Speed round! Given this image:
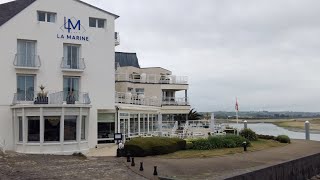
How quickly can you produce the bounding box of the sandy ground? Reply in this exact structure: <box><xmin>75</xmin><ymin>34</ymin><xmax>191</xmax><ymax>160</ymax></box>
<box><xmin>86</xmin><ymin>144</ymin><xmax>118</xmax><ymax>157</ymax></box>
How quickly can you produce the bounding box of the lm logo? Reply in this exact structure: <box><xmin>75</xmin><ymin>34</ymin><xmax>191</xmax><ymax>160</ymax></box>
<box><xmin>60</xmin><ymin>17</ymin><xmax>86</xmax><ymax>33</ymax></box>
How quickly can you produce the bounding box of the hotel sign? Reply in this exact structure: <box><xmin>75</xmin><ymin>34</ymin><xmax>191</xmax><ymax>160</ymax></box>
<box><xmin>57</xmin><ymin>17</ymin><xmax>89</xmax><ymax>41</ymax></box>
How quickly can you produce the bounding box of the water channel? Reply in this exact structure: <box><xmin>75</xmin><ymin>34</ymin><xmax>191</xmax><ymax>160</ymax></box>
<box><xmin>228</xmin><ymin>123</ymin><xmax>320</xmax><ymax>141</ymax></box>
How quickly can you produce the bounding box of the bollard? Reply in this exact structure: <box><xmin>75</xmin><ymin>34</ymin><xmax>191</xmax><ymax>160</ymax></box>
<box><xmin>127</xmin><ymin>154</ymin><xmax>131</xmax><ymax>162</ymax></box>
<box><xmin>305</xmin><ymin>121</ymin><xmax>310</xmax><ymax>140</ymax></box>
<box><xmin>139</xmin><ymin>162</ymin><xmax>144</xmax><ymax>171</ymax></box>
<box><xmin>153</xmin><ymin>166</ymin><xmax>158</xmax><ymax>176</ymax></box>
<box><xmin>131</xmin><ymin>157</ymin><xmax>135</xmax><ymax>166</ymax></box>
<box><xmin>244</xmin><ymin>120</ymin><xmax>247</xmax><ymax>129</ymax></box>
<box><xmin>242</xmin><ymin>141</ymin><xmax>247</xmax><ymax>151</ymax></box>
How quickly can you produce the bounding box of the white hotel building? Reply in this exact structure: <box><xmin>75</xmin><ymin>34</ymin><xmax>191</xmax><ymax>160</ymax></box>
<box><xmin>0</xmin><ymin>0</ymin><xmax>190</xmax><ymax>154</ymax></box>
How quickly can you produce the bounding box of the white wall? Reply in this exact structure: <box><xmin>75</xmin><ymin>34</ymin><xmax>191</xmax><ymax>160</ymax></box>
<box><xmin>0</xmin><ymin>0</ymin><xmax>116</xmax><ymax>149</ymax></box>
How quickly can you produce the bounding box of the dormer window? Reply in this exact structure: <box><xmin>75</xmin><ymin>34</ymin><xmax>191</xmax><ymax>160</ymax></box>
<box><xmin>38</xmin><ymin>11</ymin><xmax>56</xmax><ymax>23</ymax></box>
<box><xmin>89</xmin><ymin>17</ymin><xmax>106</xmax><ymax>28</ymax></box>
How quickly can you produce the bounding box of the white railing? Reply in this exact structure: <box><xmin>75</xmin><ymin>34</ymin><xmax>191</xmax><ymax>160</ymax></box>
<box><xmin>188</xmin><ymin>120</ymin><xmax>210</xmax><ymax>129</ymax></box>
<box><xmin>162</xmin><ymin>97</ymin><xmax>189</xmax><ymax>106</ymax></box>
<box><xmin>115</xmin><ymin>73</ymin><xmax>188</xmax><ymax>84</ymax></box>
<box><xmin>172</xmin><ymin>121</ymin><xmax>178</xmax><ymax>134</ymax></box>
<box><xmin>61</xmin><ymin>57</ymin><xmax>86</xmax><ymax>71</ymax></box>
<box><xmin>115</xmin><ymin>32</ymin><xmax>120</xmax><ymax>46</ymax></box>
<box><xmin>13</xmin><ymin>54</ymin><xmax>41</xmax><ymax>68</ymax></box>
<box><xmin>12</xmin><ymin>91</ymin><xmax>91</xmax><ymax>105</ymax></box>
<box><xmin>115</xmin><ymin>92</ymin><xmax>161</xmax><ymax>107</ymax></box>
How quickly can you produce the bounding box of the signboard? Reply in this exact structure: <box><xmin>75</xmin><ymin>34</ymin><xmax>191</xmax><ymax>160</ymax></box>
<box><xmin>114</xmin><ymin>133</ymin><xmax>123</xmax><ymax>141</ymax></box>
<box><xmin>57</xmin><ymin>17</ymin><xmax>89</xmax><ymax>41</ymax></box>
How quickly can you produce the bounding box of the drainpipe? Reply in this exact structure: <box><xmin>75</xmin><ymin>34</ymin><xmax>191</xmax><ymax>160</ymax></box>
<box><xmin>116</xmin><ymin>106</ymin><xmax>120</xmax><ymax>133</ymax></box>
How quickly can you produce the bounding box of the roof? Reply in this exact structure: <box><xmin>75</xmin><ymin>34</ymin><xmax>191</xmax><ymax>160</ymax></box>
<box><xmin>0</xmin><ymin>0</ymin><xmax>119</xmax><ymax>27</ymax></box>
<box><xmin>115</xmin><ymin>52</ymin><xmax>141</xmax><ymax>68</ymax></box>
<box><xmin>0</xmin><ymin>0</ymin><xmax>36</xmax><ymax>27</ymax></box>
<box><xmin>75</xmin><ymin>0</ymin><xmax>119</xmax><ymax>19</ymax></box>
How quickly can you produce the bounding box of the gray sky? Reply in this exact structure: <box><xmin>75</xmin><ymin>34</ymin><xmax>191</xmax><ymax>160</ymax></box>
<box><xmin>2</xmin><ymin>0</ymin><xmax>320</xmax><ymax>112</ymax></box>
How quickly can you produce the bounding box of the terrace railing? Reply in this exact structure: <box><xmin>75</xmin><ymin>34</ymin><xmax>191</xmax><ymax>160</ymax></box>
<box><xmin>115</xmin><ymin>73</ymin><xmax>188</xmax><ymax>84</ymax></box>
<box><xmin>162</xmin><ymin>97</ymin><xmax>189</xmax><ymax>106</ymax></box>
<box><xmin>13</xmin><ymin>54</ymin><xmax>41</xmax><ymax>69</ymax></box>
<box><xmin>115</xmin><ymin>92</ymin><xmax>161</xmax><ymax>107</ymax></box>
<box><xmin>61</xmin><ymin>57</ymin><xmax>86</xmax><ymax>71</ymax></box>
<box><xmin>12</xmin><ymin>91</ymin><xmax>91</xmax><ymax>105</ymax></box>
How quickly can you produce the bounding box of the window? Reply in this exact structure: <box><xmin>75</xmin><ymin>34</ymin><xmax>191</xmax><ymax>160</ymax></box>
<box><xmin>63</xmin><ymin>76</ymin><xmax>80</xmax><ymax>102</ymax></box>
<box><xmin>18</xmin><ymin>117</ymin><xmax>23</xmax><ymax>142</ymax></box>
<box><xmin>17</xmin><ymin>75</ymin><xmax>35</xmax><ymax>101</ymax></box>
<box><xmin>38</xmin><ymin>11</ymin><xmax>56</xmax><ymax>23</ymax></box>
<box><xmin>97</xmin><ymin>113</ymin><xmax>115</xmax><ymax>139</ymax></box>
<box><xmin>44</xmin><ymin>117</ymin><xmax>60</xmax><ymax>142</ymax></box>
<box><xmin>89</xmin><ymin>17</ymin><xmax>106</xmax><ymax>28</ymax></box>
<box><xmin>136</xmin><ymin>88</ymin><xmax>144</xmax><ymax>95</ymax></box>
<box><xmin>63</xmin><ymin>44</ymin><xmax>80</xmax><ymax>69</ymax></box>
<box><xmin>81</xmin><ymin>116</ymin><xmax>86</xmax><ymax>140</ymax></box>
<box><xmin>28</xmin><ymin>117</ymin><xmax>40</xmax><ymax>142</ymax></box>
<box><xmin>64</xmin><ymin>116</ymin><xmax>77</xmax><ymax>141</ymax></box>
<box><xmin>17</xmin><ymin>40</ymin><xmax>36</xmax><ymax>67</ymax></box>
<box><xmin>130</xmin><ymin>114</ymin><xmax>138</xmax><ymax>136</ymax></box>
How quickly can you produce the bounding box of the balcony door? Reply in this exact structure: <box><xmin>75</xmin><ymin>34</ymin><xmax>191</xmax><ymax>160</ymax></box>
<box><xmin>17</xmin><ymin>75</ymin><xmax>35</xmax><ymax>101</ymax></box>
<box><xmin>63</xmin><ymin>44</ymin><xmax>80</xmax><ymax>69</ymax></box>
<box><xmin>63</xmin><ymin>77</ymin><xmax>80</xmax><ymax>101</ymax></box>
<box><xmin>17</xmin><ymin>40</ymin><xmax>36</xmax><ymax>67</ymax></box>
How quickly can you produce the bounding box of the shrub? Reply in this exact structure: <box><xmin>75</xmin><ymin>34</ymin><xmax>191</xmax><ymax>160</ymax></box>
<box><xmin>186</xmin><ymin>141</ymin><xmax>193</xmax><ymax>149</ymax></box>
<box><xmin>124</xmin><ymin>137</ymin><xmax>186</xmax><ymax>157</ymax></box>
<box><xmin>276</xmin><ymin>135</ymin><xmax>291</xmax><ymax>143</ymax></box>
<box><xmin>191</xmin><ymin>135</ymin><xmax>250</xmax><ymax>150</ymax></box>
<box><xmin>257</xmin><ymin>134</ymin><xmax>276</xmax><ymax>140</ymax></box>
<box><xmin>240</xmin><ymin>128</ymin><xmax>258</xmax><ymax>141</ymax></box>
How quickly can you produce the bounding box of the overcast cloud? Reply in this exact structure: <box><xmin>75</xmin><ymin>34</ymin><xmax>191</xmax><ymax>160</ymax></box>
<box><xmin>2</xmin><ymin>0</ymin><xmax>320</xmax><ymax>112</ymax></box>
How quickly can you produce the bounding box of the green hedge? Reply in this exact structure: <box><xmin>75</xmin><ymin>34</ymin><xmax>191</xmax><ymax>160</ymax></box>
<box><xmin>276</xmin><ymin>135</ymin><xmax>291</xmax><ymax>143</ymax></box>
<box><xmin>124</xmin><ymin>137</ymin><xmax>186</xmax><ymax>157</ymax></box>
<box><xmin>240</xmin><ymin>128</ymin><xmax>258</xmax><ymax>141</ymax></box>
<box><xmin>258</xmin><ymin>134</ymin><xmax>291</xmax><ymax>143</ymax></box>
<box><xmin>257</xmin><ymin>134</ymin><xmax>276</xmax><ymax>140</ymax></box>
<box><xmin>191</xmin><ymin>135</ymin><xmax>250</xmax><ymax>150</ymax></box>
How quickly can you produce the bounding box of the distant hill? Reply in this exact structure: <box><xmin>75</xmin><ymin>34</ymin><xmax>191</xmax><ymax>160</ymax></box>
<box><xmin>199</xmin><ymin>111</ymin><xmax>320</xmax><ymax>119</ymax></box>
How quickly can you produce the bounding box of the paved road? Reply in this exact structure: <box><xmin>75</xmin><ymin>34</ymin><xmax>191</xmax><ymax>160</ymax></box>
<box><xmin>126</xmin><ymin>140</ymin><xmax>320</xmax><ymax>180</ymax></box>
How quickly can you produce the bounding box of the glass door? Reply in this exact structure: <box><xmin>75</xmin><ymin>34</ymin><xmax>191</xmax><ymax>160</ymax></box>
<box><xmin>64</xmin><ymin>44</ymin><xmax>80</xmax><ymax>69</ymax></box>
<box><xmin>63</xmin><ymin>77</ymin><xmax>79</xmax><ymax>101</ymax></box>
<box><xmin>17</xmin><ymin>75</ymin><xmax>35</xmax><ymax>101</ymax></box>
<box><xmin>17</xmin><ymin>40</ymin><xmax>36</xmax><ymax>67</ymax></box>
<box><xmin>119</xmin><ymin>118</ymin><xmax>129</xmax><ymax>138</ymax></box>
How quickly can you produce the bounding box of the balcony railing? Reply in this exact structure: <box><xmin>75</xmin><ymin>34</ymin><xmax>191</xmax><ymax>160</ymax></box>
<box><xmin>13</xmin><ymin>54</ymin><xmax>41</xmax><ymax>69</ymax></box>
<box><xmin>115</xmin><ymin>92</ymin><xmax>161</xmax><ymax>107</ymax></box>
<box><xmin>61</xmin><ymin>57</ymin><xmax>86</xmax><ymax>71</ymax></box>
<box><xmin>115</xmin><ymin>32</ymin><xmax>120</xmax><ymax>46</ymax></box>
<box><xmin>115</xmin><ymin>73</ymin><xmax>188</xmax><ymax>84</ymax></box>
<box><xmin>162</xmin><ymin>97</ymin><xmax>189</xmax><ymax>106</ymax></box>
<box><xmin>12</xmin><ymin>91</ymin><xmax>91</xmax><ymax>105</ymax></box>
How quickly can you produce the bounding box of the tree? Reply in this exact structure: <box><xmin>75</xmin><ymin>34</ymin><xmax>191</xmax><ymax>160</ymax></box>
<box><xmin>188</xmin><ymin>108</ymin><xmax>202</xmax><ymax>120</ymax></box>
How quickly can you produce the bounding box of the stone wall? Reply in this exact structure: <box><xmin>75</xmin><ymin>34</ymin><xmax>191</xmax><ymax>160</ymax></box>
<box><xmin>227</xmin><ymin>153</ymin><xmax>320</xmax><ymax>180</ymax></box>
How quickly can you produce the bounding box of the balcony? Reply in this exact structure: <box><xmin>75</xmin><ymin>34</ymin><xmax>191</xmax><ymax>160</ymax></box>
<box><xmin>12</xmin><ymin>91</ymin><xmax>91</xmax><ymax>105</ymax></box>
<box><xmin>13</xmin><ymin>54</ymin><xmax>41</xmax><ymax>70</ymax></box>
<box><xmin>115</xmin><ymin>92</ymin><xmax>161</xmax><ymax>107</ymax></box>
<box><xmin>115</xmin><ymin>73</ymin><xmax>188</xmax><ymax>84</ymax></box>
<box><xmin>61</xmin><ymin>57</ymin><xmax>86</xmax><ymax>72</ymax></box>
<box><xmin>162</xmin><ymin>97</ymin><xmax>189</xmax><ymax>106</ymax></box>
<box><xmin>115</xmin><ymin>32</ymin><xmax>120</xmax><ymax>46</ymax></box>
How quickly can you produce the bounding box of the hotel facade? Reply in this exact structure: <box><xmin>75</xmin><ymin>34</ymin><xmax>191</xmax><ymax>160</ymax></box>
<box><xmin>0</xmin><ymin>0</ymin><xmax>190</xmax><ymax>154</ymax></box>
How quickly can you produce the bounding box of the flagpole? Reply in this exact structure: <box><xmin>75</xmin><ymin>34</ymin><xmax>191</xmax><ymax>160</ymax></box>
<box><xmin>236</xmin><ymin>110</ymin><xmax>238</xmax><ymax>125</ymax></box>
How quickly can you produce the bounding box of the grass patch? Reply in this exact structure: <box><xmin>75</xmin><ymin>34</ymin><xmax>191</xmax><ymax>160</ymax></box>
<box><xmin>158</xmin><ymin>139</ymin><xmax>287</xmax><ymax>159</ymax></box>
<box><xmin>273</xmin><ymin>119</ymin><xmax>320</xmax><ymax>131</ymax></box>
